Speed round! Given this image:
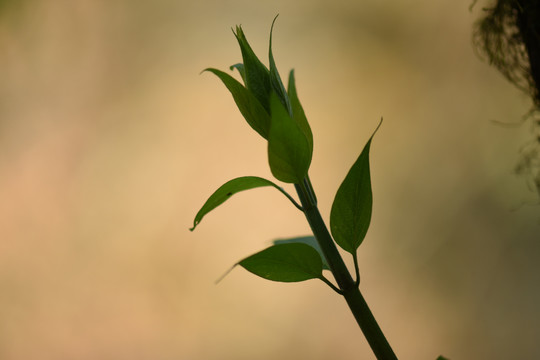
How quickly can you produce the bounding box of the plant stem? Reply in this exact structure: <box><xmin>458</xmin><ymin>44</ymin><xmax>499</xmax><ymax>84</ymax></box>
<box><xmin>295</xmin><ymin>180</ymin><xmax>398</xmax><ymax>360</ymax></box>
<box><xmin>294</xmin><ymin>182</ymin><xmax>354</xmax><ymax>290</ymax></box>
<box><xmin>343</xmin><ymin>287</ymin><xmax>398</xmax><ymax>360</ymax></box>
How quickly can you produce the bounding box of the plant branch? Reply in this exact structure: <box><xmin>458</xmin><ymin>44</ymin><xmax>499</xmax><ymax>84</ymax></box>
<box><xmin>343</xmin><ymin>286</ymin><xmax>398</xmax><ymax>360</ymax></box>
<box><xmin>295</xmin><ymin>178</ymin><xmax>398</xmax><ymax>360</ymax></box>
<box><xmin>294</xmin><ymin>181</ymin><xmax>353</xmax><ymax>290</ymax></box>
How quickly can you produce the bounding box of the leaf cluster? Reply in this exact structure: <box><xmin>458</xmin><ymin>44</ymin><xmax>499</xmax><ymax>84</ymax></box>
<box><xmin>191</xmin><ymin>17</ymin><xmax>451</xmax><ymax>360</ymax></box>
<box><xmin>192</xmin><ymin>16</ymin><xmax>379</xmax><ymax>288</ymax></box>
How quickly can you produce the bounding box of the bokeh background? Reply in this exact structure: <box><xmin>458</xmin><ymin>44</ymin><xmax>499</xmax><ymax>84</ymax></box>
<box><xmin>1</xmin><ymin>1</ymin><xmax>539</xmax><ymax>359</ymax></box>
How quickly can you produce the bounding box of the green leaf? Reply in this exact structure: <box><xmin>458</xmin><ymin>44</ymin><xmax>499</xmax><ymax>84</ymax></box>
<box><xmin>268</xmin><ymin>94</ymin><xmax>312</xmax><ymax>183</ymax></box>
<box><xmin>273</xmin><ymin>236</ymin><xmax>329</xmax><ymax>270</ymax></box>
<box><xmin>190</xmin><ymin>176</ymin><xmax>300</xmax><ymax>231</ymax></box>
<box><xmin>239</xmin><ymin>243</ymin><xmax>323</xmax><ymax>282</ymax></box>
<box><xmin>268</xmin><ymin>15</ymin><xmax>292</xmax><ymax>116</ymax></box>
<box><xmin>204</xmin><ymin>68</ymin><xmax>271</xmax><ymax>139</ymax></box>
<box><xmin>229</xmin><ymin>63</ymin><xmax>246</xmax><ymax>84</ymax></box>
<box><xmin>436</xmin><ymin>356</ymin><xmax>450</xmax><ymax>360</ymax></box>
<box><xmin>287</xmin><ymin>69</ymin><xmax>313</xmax><ymax>155</ymax></box>
<box><xmin>233</xmin><ymin>25</ymin><xmax>273</xmax><ymax>113</ymax></box>
<box><xmin>330</xmin><ymin>121</ymin><xmax>381</xmax><ymax>253</ymax></box>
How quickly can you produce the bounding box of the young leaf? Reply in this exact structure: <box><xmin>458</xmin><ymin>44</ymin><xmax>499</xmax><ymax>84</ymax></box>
<box><xmin>190</xmin><ymin>176</ymin><xmax>301</xmax><ymax>231</ymax></box>
<box><xmin>273</xmin><ymin>236</ymin><xmax>329</xmax><ymax>270</ymax></box>
<box><xmin>287</xmin><ymin>69</ymin><xmax>313</xmax><ymax>155</ymax></box>
<box><xmin>239</xmin><ymin>243</ymin><xmax>323</xmax><ymax>282</ymax></box>
<box><xmin>330</xmin><ymin>121</ymin><xmax>381</xmax><ymax>253</ymax></box>
<box><xmin>233</xmin><ymin>25</ymin><xmax>273</xmax><ymax>113</ymax></box>
<box><xmin>268</xmin><ymin>94</ymin><xmax>312</xmax><ymax>183</ymax></box>
<box><xmin>204</xmin><ymin>68</ymin><xmax>270</xmax><ymax>139</ymax></box>
<box><xmin>229</xmin><ymin>63</ymin><xmax>246</xmax><ymax>84</ymax></box>
<box><xmin>268</xmin><ymin>15</ymin><xmax>292</xmax><ymax>115</ymax></box>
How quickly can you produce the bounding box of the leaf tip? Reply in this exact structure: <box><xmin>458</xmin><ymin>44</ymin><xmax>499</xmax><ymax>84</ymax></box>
<box><xmin>269</xmin><ymin>14</ymin><xmax>280</xmax><ymax>61</ymax></box>
<box><xmin>215</xmin><ymin>264</ymin><xmax>237</xmax><ymax>284</ymax></box>
<box><xmin>375</xmin><ymin>117</ymin><xmax>383</xmax><ymax>133</ymax></box>
<box><xmin>271</xmin><ymin>14</ymin><xmax>280</xmax><ymax>29</ymax></box>
<box><xmin>200</xmin><ymin>67</ymin><xmax>216</xmax><ymax>76</ymax></box>
<box><xmin>233</xmin><ymin>24</ymin><xmax>246</xmax><ymax>41</ymax></box>
<box><xmin>189</xmin><ymin>221</ymin><xmax>199</xmax><ymax>232</ymax></box>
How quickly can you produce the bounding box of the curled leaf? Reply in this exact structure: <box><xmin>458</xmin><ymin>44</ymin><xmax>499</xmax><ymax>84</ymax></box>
<box><xmin>229</xmin><ymin>63</ymin><xmax>246</xmax><ymax>84</ymax></box>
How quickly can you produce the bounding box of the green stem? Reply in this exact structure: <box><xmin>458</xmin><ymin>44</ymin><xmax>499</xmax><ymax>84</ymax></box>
<box><xmin>294</xmin><ymin>182</ymin><xmax>354</xmax><ymax>290</ymax></box>
<box><xmin>343</xmin><ymin>287</ymin><xmax>398</xmax><ymax>360</ymax></box>
<box><xmin>295</xmin><ymin>179</ymin><xmax>398</xmax><ymax>360</ymax></box>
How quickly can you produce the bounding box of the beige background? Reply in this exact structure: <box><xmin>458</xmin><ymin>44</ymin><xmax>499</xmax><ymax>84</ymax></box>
<box><xmin>1</xmin><ymin>1</ymin><xmax>539</xmax><ymax>359</ymax></box>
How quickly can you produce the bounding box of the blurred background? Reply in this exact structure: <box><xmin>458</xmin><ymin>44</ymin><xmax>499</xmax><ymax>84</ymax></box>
<box><xmin>1</xmin><ymin>0</ymin><xmax>539</xmax><ymax>359</ymax></box>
